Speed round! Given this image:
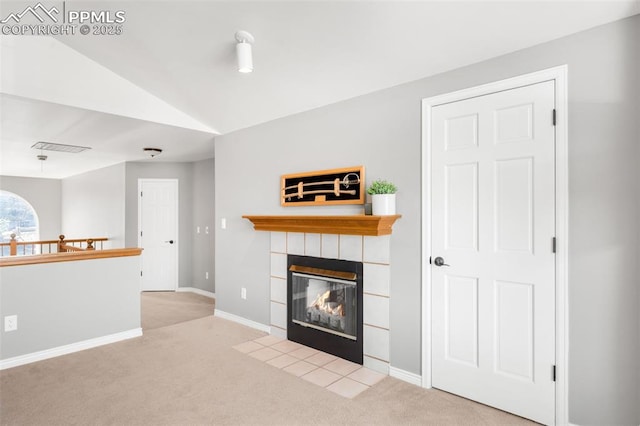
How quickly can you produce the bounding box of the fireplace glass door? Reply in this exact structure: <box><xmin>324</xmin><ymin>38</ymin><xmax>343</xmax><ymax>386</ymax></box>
<box><xmin>290</xmin><ymin>273</ymin><xmax>357</xmax><ymax>341</ymax></box>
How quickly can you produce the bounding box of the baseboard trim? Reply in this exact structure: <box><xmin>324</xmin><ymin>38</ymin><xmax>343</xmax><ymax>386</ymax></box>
<box><xmin>389</xmin><ymin>366</ymin><xmax>422</xmax><ymax>386</ymax></box>
<box><xmin>0</xmin><ymin>328</ymin><xmax>143</xmax><ymax>371</ymax></box>
<box><xmin>214</xmin><ymin>310</ymin><xmax>270</xmax><ymax>333</ymax></box>
<box><xmin>177</xmin><ymin>287</ymin><xmax>216</xmax><ymax>299</ymax></box>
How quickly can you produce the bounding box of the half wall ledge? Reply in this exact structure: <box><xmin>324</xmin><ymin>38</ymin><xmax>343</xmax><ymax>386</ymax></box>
<box><xmin>242</xmin><ymin>215</ymin><xmax>401</xmax><ymax>236</ymax></box>
<box><xmin>0</xmin><ymin>248</ymin><xmax>143</xmax><ymax>267</ymax></box>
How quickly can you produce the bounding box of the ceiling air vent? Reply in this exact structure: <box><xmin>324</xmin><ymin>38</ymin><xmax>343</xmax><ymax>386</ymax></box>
<box><xmin>31</xmin><ymin>142</ymin><xmax>91</xmax><ymax>153</ymax></box>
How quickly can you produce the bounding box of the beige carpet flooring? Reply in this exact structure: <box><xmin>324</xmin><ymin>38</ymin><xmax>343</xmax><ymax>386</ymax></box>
<box><xmin>0</xmin><ymin>292</ymin><xmax>535</xmax><ymax>425</ymax></box>
<box><xmin>141</xmin><ymin>291</ymin><xmax>215</xmax><ymax>330</ymax></box>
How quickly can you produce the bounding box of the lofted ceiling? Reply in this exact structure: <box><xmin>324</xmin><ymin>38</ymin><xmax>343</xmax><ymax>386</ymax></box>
<box><xmin>1</xmin><ymin>0</ymin><xmax>639</xmax><ymax>179</ymax></box>
<box><xmin>0</xmin><ymin>94</ymin><xmax>217</xmax><ymax>178</ymax></box>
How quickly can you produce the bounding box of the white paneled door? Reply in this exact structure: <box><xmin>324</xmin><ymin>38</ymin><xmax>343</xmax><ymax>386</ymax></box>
<box><xmin>139</xmin><ymin>179</ymin><xmax>178</xmax><ymax>291</ymax></box>
<box><xmin>431</xmin><ymin>81</ymin><xmax>556</xmax><ymax>424</ymax></box>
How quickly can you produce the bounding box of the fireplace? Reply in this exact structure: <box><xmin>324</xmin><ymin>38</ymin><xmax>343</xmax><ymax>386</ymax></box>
<box><xmin>287</xmin><ymin>255</ymin><xmax>363</xmax><ymax>364</ymax></box>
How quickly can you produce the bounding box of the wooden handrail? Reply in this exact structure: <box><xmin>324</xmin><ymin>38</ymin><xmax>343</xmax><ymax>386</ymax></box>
<box><xmin>59</xmin><ymin>244</ymin><xmax>85</xmax><ymax>252</ymax></box>
<box><xmin>59</xmin><ymin>241</ymin><xmax>95</xmax><ymax>252</ymax></box>
<box><xmin>9</xmin><ymin>233</ymin><xmax>16</xmax><ymax>256</ymax></box>
<box><xmin>0</xmin><ymin>248</ymin><xmax>143</xmax><ymax>267</ymax></box>
<box><xmin>0</xmin><ymin>235</ymin><xmax>108</xmax><ymax>256</ymax></box>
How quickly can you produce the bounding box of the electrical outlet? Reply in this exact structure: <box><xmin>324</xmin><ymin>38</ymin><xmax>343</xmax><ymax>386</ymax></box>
<box><xmin>205</xmin><ymin>226</ymin><xmax>209</xmax><ymax>234</ymax></box>
<box><xmin>4</xmin><ymin>315</ymin><xmax>17</xmax><ymax>332</ymax></box>
<box><xmin>205</xmin><ymin>272</ymin><xmax>209</xmax><ymax>280</ymax></box>
<box><xmin>241</xmin><ymin>287</ymin><xmax>247</xmax><ymax>300</ymax></box>
<box><xmin>221</xmin><ymin>218</ymin><xmax>226</xmax><ymax>230</ymax></box>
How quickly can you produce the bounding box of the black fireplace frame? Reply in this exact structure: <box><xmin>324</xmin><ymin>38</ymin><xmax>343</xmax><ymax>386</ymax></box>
<box><xmin>287</xmin><ymin>254</ymin><xmax>363</xmax><ymax>364</ymax></box>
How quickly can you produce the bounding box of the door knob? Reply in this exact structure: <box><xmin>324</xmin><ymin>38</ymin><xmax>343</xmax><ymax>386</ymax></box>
<box><xmin>433</xmin><ymin>256</ymin><xmax>449</xmax><ymax>267</ymax></box>
<box><xmin>165</xmin><ymin>240</ymin><xmax>174</xmax><ymax>244</ymax></box>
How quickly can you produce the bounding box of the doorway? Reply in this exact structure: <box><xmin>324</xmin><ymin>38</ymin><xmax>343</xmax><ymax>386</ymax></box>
<box><xmin>421</xmin><ymin>66</ymin><xmax>568</xmax><ymax>425</ymax></box>
<box><xmin>138</xmin><ymin>179</ymin><xmax>179</xmax><ymax>291</ymax></box>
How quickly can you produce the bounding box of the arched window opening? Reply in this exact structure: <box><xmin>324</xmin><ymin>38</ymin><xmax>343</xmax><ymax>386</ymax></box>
<box><xmin>0</xmin><ymin>190</ymin><xmax>40</xmax><ymax>255</ymax></box>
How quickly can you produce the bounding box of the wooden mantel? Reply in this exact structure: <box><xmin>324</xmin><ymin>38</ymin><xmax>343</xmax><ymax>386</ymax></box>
<box><xmin>242</xmin><ymin>215</ymin><xmax>401</xmax><ymax>236</ymax></box>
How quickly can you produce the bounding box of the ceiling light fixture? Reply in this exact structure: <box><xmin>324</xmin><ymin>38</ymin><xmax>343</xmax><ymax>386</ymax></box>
<box><xmin>143</xmin><ymin>147</ymin><xmax>163</xmax><ymax>158</ymax></box>
<box><xmin>37</xmin><ymin>152</ymin><xmax>47</xmax><ymax>172</ymax></box>
<box><xmin>235</xmin><ymin>30</ymin><xmax>254</xmax><ymax>73</ymax></box>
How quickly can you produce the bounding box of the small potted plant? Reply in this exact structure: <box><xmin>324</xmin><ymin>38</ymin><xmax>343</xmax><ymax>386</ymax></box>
<box><xmin>367</xmin><ymin>179</ymin><xmax>397</xmax><ymax>215</ymax></box>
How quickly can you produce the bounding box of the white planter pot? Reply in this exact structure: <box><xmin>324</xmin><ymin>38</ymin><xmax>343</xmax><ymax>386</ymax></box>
<box><xmin>371</xmin><ymin>194</ymin><xmax>396</xmax><ymax>215</ymax></box>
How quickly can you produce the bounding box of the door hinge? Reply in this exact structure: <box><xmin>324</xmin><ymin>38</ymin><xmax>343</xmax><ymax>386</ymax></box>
<box><xmin>140</xmin><ymin>231</ymin><xmax>143</xmax><ymax>237</ymax></box>
<box><xmin>552</xmin><ymin>109</ymin><xmax>556</xmax><ymax>126</ymax></box>
<box><xmin>140</xmin><ymin>271</ymin><xmax>143</xmax><ymax>277</ymax></box>
<box><xmin>552</xmin><ymin>237</ymin><xmax>556</xmax><ymax>253</ymax></box>
<box><xmin>140</xmin><ymin>191</ymin><xmax>143</xmax><ymax>197</ymax></box>
<box><xmin>552</xmin><ymin>365</ymin><xmax>556</xmax><ymax>382</ymax></box>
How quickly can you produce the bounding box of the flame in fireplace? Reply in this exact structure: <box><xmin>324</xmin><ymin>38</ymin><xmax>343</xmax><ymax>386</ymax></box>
<box><xmin>309</xmin><ymin>290</ymin><xmax>344</xmax><ymax>316</ymax></box>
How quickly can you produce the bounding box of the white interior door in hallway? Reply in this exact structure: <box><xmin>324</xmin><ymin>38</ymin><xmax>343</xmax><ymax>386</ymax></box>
<box><xmin>429</xmin><ymin>81</ymin><xmax>556</xmax><ymax>425</ymax></box>
<box><xmin>138</xmin><ymin>179</ymin><xmax>178</xmax><ymax>291</ymax></box>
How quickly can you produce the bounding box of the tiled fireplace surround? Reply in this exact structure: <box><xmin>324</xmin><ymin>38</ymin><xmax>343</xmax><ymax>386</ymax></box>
<box><xmin>268</xmin><ymin>231</ymin><xmax>391</xmax><ymax>375</ymax></box>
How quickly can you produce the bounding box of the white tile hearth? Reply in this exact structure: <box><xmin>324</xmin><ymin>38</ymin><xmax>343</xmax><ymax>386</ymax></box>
<box><xmin>327</xmin><ymin>377</ymin><xmax>370</xmax><ymax>399</ymax></box>
<box><xmin>254</xmin><ymin>335</ymin><xmax>284</xmax><ymax>346</ymax></box>
<box><xmin>249</xmin><ymin>347</ymin><xmax>282</xmax><ymax>362</ymax></box>
<box><xmin>283</xmin><ymin>360</ymin><xmax>317</xmax><ymax>377</ymax></box>
<box><xmin>302</xmin><ymin>368</ymin><xmax>342</xmax><ymax>387</ymax></box>
<box><xmin>347</xmin><ymin>365</ymin><xmax>386</xmax><ymax>386</ymax></box>
<box><xmin>232</xmin><ymin>341</ymin><xmax>264</xmax><ymax>354</ymax></box>
<box><xmin>324</xmin><ymin>358</ymin><xmax>361</xmax><ymax>376</ymax></box>
<box><xmin>267</xmin><ymin>353</ymin><xmax>299</xmax><ymax>369</ymax></box>
<box><xmin>306</xmin><ymin>351</ymin><xmax>337</xmax><ymax>366</ymax></box>
<box><xmin>269</xmin><ymin>231</ymin><xmax>392</xmax><ymax>375</ymax></box>
<box><xmin>289</xmin><ymin>346</ymin><xmax>319</xmax><ymax>359</ymax></box>
<box><xmin>235</xmin><ymin>336</ymin><xmax>387</xmax><ymax>399</ymax></box>
<box><xmin>271</xmin><ymin>340</ymin><xmax>304</xmax><ymax>353</ymax></box>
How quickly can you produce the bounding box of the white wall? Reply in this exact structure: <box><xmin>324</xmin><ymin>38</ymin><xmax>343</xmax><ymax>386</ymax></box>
<box><xmin>0</xmin><ymin>254</ymin><xmax>141</xmax><ymax>361</ymax></box>
<box><xmin>61</xmin><ymin>163</ymin><xmax>126</xmax><ymax>248</ymax></box>
<box><xmin>214</xmin><ymin>15</ymin><xmax>639</xmax><ymax>425</ymax></box>
<box><xmin>0</xmin><ymin>176</ymin><xmax>61</xmax><ymax>240</ymax></box>
<box><xmin>55</xmin><ymin>160</ymin><xmax>215</xmax><ymax>291</ymax></box>
<box><xmin>191</xmin><ymin>159</ymin><xmax>215</xmax><ymax>293</ymax></box>
<box><xmin>124</xmin><ymin>162</ymin><xmax>194</xmax><ymax>288</ymax></box>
